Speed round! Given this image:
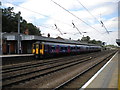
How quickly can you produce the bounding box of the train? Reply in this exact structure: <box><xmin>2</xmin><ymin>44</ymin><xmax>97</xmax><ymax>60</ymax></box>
<box><xmin>32</xmin><ymin>41</ymin><xmax>102</xmax><ymax>58</ymax></box>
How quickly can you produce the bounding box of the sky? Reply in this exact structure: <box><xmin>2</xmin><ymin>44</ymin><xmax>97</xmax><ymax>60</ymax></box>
<box><xmin>1</xmin><ymin>0</ymin><xmax>119</xmax><ymax>45</ymax></box>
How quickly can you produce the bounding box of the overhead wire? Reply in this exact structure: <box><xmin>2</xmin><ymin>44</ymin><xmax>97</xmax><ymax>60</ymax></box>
<box><xmin>50</xmin><ymin>0</ymin><xmax>111</xmax><ymax>43</ymax></box>
<box><xmin>72</xmin><ymin>21</ymin><xmax>82</xmax><ymax>35</ymax></box>
<box><xmin>3</xmin><ymin>1</ymin><xmax>49</xmax><ymax>18</ymax></box>
<box><xmin>54</xmin><ymin>24</ymin><xmax>63</xmax><ymax>35</ymax></box>
<box><xmin>51</xmin><ymin>0</ymin><xmax>102</xmax><ymax>34</ymax></box>
<box><xmin>2</xmin><ymin>1</ymin><xmax>110</xmax><ymax>40</ymax></box>
<box><xmin>2</xmin><ymin>1</ymin><xmax>72</xmax><ymax>27</ymax></box>
<box><xmin>100</xmin><ymin>21</ymin><xmax>109</xmax><ymax>34</ymax></box>
<box><xmin>76</xmin><ymin>0</ymin><xmax>101</xmax><ymax>24</ymax></box>
<box><xmin>76</xmin><ymin>0</ymin><xmax>109</xmax><ymax>34</ymax></box>
<box><xmin>2</xmin><ymin>1</ymin><xmax>73</xmax><ymax>35</ymax></box>
<box><xmin>2</xmin><ymin>1</ymin><xmax>93</xmax><ymax>36</ymax></box>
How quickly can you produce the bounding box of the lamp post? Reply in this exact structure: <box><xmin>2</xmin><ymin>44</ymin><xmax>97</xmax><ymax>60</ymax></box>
<box><xmin>17</xmin><ymin>11</ymin><xmax>21</xmax><ymax>54</ymax></box>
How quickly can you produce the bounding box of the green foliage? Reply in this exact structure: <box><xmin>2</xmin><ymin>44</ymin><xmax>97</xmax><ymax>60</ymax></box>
<box><xmin>105</xmin><ymin>45</ymin><xmax>118</xmax><ymax>48</ymax></box>
<box><xmin>81</xmin><ymin>36</ymin><xmax>90</xmax><ymax>42</ymax></box>
<box><xmin>89</xmin><ymin>39</ymin><xmax>102</xmax><ymax>45</ymax></box>
<box><xmin>2</xmin><ymin>7</ymin><xmax>41</xmax><ymax>35</ymax></box>
<box><xmin>2</xmin><ymin>7</ymin><xmax>18</xmax><ymax>32</ymax></box>
<box><xmin>26</xmin><ymin>23</ymin><xmax>41</xmax><ymax>35</ymax></box>
<box><xmin>81</xmin><ymin>36</ymin><xmax>102</xmax><ymax>45</ymax></box>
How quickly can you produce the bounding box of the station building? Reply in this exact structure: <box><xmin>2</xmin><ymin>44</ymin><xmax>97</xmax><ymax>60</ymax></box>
<box><xmin>2</xmin><ymin>33</ymin><xmax>36</xmax><ymax>54</ymax></box>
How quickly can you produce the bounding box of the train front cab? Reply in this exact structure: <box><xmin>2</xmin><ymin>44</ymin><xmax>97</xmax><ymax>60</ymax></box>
<box><xmin>32</xmin><ymin>42</ymin><xmax>44</xmax><ymax>58</ymax></box>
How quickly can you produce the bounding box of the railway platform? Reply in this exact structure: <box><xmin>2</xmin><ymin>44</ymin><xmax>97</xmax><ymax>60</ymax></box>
<box><xmin>1</xmin><ymin>54</ymin><xmax>34</xmax><ymax>65</ymax></box>
<box><xmin>81</xmin><ymin>51</ymin><xmax>119</xmax><ymax>89</ymax></box>
<box><xmin>0</xmin><ymin>54</ymin><xmax>34</xmax><ymax>58</ymax></box>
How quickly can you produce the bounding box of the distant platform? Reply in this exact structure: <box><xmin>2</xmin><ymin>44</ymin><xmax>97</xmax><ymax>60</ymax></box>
<box><xmin>81</xmin><ymin>51</ymin><xmax>118</xmax><ymax>89</ymax></box>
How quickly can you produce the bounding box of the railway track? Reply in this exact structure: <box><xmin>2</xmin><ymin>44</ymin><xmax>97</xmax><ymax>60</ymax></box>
<box><xmin>2</xmin><ymin>50</ymin><xmax>116</xmax><ymax>89</ymax></box>
<box><xmin>2</xmin><ymin>51</ymin><xmax>101</xmax><ymax>71</ymax></box>
<box><xmin>2</xmin><ymin>51</ymin><xmax>112</xmax><ymax>74</ymax></box>
<box><xmin>54</xmin><ymin>52</ymin><xmax>116</xmax><ymax>89</ymax></box>
<box><xmin>2</xmin><ymin>52</ymin><xmax>96</xmax><ymax>73</ymax></box>
<box><xmin>2</xmin><ymin>56</ymin><xmax>94</xmax><ymax>87</ymax></box>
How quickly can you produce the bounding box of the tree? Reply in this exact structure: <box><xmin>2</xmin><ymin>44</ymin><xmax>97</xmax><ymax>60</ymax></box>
<box><xmin>2</xmin><ymin>7</ymin><xmax>18</xmax><ymax>32</ymax></box>
<box><xmin>81</xmin><ymin>36</ymin><xmax>102</xmax><ymax>45</ymax></box>
<box><xmin>2</xmin><ymin>7</ymin><xmax>41</xmax><ymax>35</ymax></box>
<box><xmin>89</xmin><ymin>39</ymin><xmax>102</xmax><ymax>45</ymax></box>
<box><xmin>105</xmin><ymin>45</ymin><xmax>118</xmax><ymax>48</ymax></box>
<box><xmin>81</xmin><ymin>36</ymin><xmax>90</xmax><ymax>42</ymax></box>
<box><xmin>26</xmin><ymin>23</ymin><xmax>40</xmax><ymax>35</ymax></box>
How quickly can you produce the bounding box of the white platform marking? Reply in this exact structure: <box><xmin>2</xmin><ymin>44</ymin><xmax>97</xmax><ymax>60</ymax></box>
<box><xmin>80</xmin><ymin>52</ymin><xmax>118</xmax><ymax>89</ymax></box>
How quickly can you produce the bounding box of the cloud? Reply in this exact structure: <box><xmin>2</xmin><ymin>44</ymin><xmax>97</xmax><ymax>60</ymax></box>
<box><xmin>1</xmin><ymin>0</ymin><xmax>118</xmax><ymax>45</ymax></box>
<box><xmin>2</xmin><ymin>3</ymin><xmax>14</xmax><ymax>8</ymax></box>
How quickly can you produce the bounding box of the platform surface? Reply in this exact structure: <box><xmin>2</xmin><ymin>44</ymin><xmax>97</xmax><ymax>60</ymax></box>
<box><xmin>82</xmin><ymin>51</ymin><xmax>118</xmax><ymax>89</ymax></box>
<box><xmin>0</xmin><ymin>54</ymin><xmax>34</xmax><ymax>57</ymax></box>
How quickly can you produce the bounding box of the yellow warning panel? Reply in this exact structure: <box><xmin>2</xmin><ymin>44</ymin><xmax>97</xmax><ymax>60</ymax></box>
<box><xmin>32</xmin><ymin>49</ymin><xmax>35</xmax><ymax>54</ymax></box>
<box><xmin>36</xmin><ymin>49</ymin><xmax>38</xmax><ymax>54</ymax></box>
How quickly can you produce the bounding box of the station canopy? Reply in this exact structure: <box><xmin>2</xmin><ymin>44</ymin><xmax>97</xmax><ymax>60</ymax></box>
<box><xmin>116</xmin><ymin>39</ymin><xmax>120</xmax><ymax>46</ymax></box>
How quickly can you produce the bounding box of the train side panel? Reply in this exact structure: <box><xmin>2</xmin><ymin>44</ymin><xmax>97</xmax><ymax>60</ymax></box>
<box><xmin>32</xmin><ymin>42</ymin><xmax>102</xmax><ymax>59</ymax></box>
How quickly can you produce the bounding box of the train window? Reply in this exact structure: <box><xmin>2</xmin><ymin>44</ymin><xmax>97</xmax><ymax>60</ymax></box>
<box><xmin>73</xmin><ymin>47</ymin><xmax>75</xmax><ymax>49</ymax></box>
<box><xmin>40</xmin><ymin>44</ymin><xmax>42</xmax><ymax>49</ymax></box>
<box><xmin>44</xmin><ymin>45</ymin><xmax>48</xmax><ymax>50</ymax></box>
<box><xmin>51</xmin><ymin>46</ymin><xmax>55</xmax><ymax>50</ymax></box>
<box><xmin>77</xmin><ymin>47</ymin><xmax>80</xmax><ymax>49</ymax></box>
<box><xmin>33</xmin><ymin>44</ymin><xmax>36</xmax><ymax>49</ymax></box>
<box><xmin>68</xmin><ymin>46</ymin><xmax>70</xmax><ymax>49</ymax></box>
<box><xmin>36</xmin><ymin>44</ymin><xmax>39</xmax><ymax>48</ymax></box>
<box><xmin>56</xmin><ymin>45</ymin><xmax>59</xmax><ymax>49</ymax></box>
<box><xmin>61</xmin><ymin>47</ymin><xmax>63</xmax><ymax>50</ymax></box>
<box><xmin>65</xmin><ymin>47</ymin><xmax>67</xmax><ymax>50</ymax></box>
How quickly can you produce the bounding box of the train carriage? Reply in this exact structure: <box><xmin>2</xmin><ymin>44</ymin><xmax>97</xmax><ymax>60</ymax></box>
<box><xmin>32</xmin><ymin>41</ymin><xmax>102</xmax><ymax>59</ymax></box>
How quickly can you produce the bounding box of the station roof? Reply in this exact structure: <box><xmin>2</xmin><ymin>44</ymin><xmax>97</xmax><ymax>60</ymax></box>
<box><xmin>116</xmin><ymin>39</ymin><xmax>120</xmax><ymax>46</ymax></box>
<box><xmin>2</xmin><ymin>32</ymin><xmax>100</xmax><ymax>46</ymax></box>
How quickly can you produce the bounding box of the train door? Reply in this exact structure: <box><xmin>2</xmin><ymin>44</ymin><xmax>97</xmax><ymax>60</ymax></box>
<box><xmin>47</xmin><ymin>45</ymin><xmax>50</xmax><ymax>54</ymax></box>
<box><xmin>56</xmin><ymin>45</ymin><xmax>59</xmax><ymax>53</ymax></box>
<box><xmin>36</xmin><ymin>44</ymin><xmax>39</xmax><ymax>55</ymax></box>
<box><xmin>2</xmin><ymin>43</ymin><xmax>7</xmax><ymax>54</ymax></box>
<box><xmin>68</xmin><ymin>46</ymin><xmax>70</xmax><ymax>53</ymax></box>
<box><xmin>32</xmin><ymin>44</ymin><xmax>36</xmax><ymax>54</ymax></box>
<box><xmin>7</xmin><ymin>43</ymin><xmax>10</xmax><ymax>54</ymax></box>
<box><xmin>41</xmin><ymin>44</ymin><xmax>44</xmax><ymax>55</ymax></box>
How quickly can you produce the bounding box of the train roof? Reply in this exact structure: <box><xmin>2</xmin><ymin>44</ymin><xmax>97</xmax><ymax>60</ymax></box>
<box><xmin>2</xmin><ymin>32</ymin><xmax>101</xmax><ymax>46</ymax></box>
<box><xmin>35</xmin><ymin>41</ymin><xmax>101</xmax><ymax>47</ymax></box>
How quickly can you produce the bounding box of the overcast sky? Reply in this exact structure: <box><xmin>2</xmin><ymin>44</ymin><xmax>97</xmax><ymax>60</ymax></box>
<box><xmin>1</xmin><ymin>0</ymin><xmax>119</xmax><ymax>45</ymax></box>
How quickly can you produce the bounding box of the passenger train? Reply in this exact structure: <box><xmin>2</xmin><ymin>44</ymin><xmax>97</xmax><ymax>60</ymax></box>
<box><xmin>32</xmin><ymin>41</ymin><xmax>102</xmax><ymax>58</ymax></box>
